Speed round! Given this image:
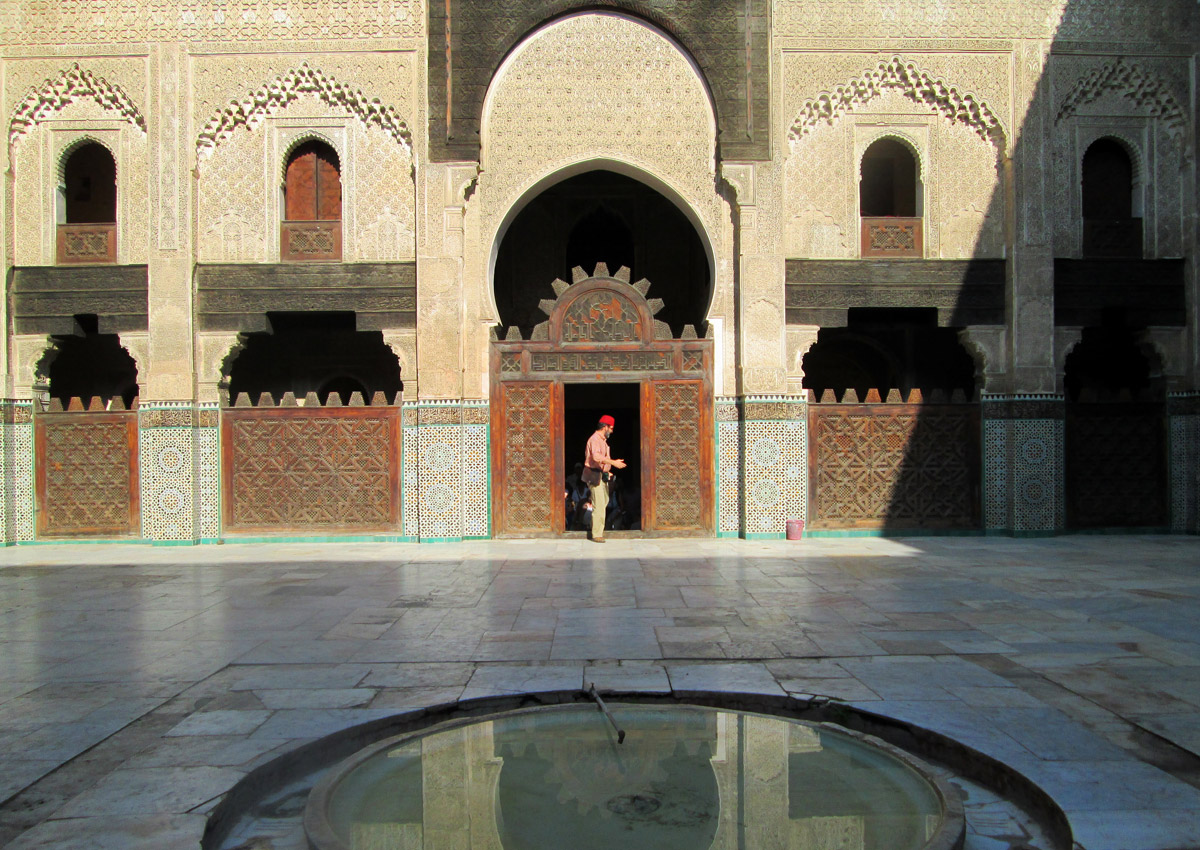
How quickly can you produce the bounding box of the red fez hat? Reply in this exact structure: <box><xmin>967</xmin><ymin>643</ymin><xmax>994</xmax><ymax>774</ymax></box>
<box><xmin>599</xmin><ymin>414</ymin><xmax>616</xmax><ymax>427</ymax></box>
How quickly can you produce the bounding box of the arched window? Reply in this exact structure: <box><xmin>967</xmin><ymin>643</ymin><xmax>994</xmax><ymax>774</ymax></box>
<box><xmin>1081</xmin><ymin>138</ymin><xmax>1140</xmax><ymax>257</ymax></box>
<box><xmin>57</xmin><ymin>142</ymin><xmax>117</xmax><ymax>264</ymax></box>
<box><xmin>282</xmin><ymin>140</ymin><xmax>342</xmax><ymax>261</ymax></box>
<box><xmin>859</xmin><ymin>139</ymin><xmax>922</xmax><ymax>258</ymax></box>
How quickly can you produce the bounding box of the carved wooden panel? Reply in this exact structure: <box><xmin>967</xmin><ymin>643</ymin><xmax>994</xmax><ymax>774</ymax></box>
<box><xmin>494</xmin><ymin>382</ymin><xmax>559</xmax><ymax>535</ymax></box>
<box><xmin>861</xmin><ymin>217</ymin><xmax>923</xmax><ymax>258</ymax></box>
<box><xmin>644</xmin><ymin>380</ymin><xmax>713</xmax><ymax>532</ymax></box>
<box><xmin>560</xmin><ymin>290</ymin><xmax>643</xmax><ymax>343</ymax></box>
<box><xmin>281</xmin><ymin>221</ymin><xmax>342</xmax><ymax>261</ymax></box>
<box><xmin>36</xmin><ymin>412</ymin><xmax>138</xmax><ymax>537</ymax></box>
<box><xmin>809</xmin><ymin>404</ymin><xmax>979</xmax><ymax>529</ymax></box>
<box><xmin>1067</xmin><ymin>403</ymin><xmax>1166</xmax><ymax>528</ymax></box>
<box><xmin>56</xmin><ymin>223</ymin><xmax>116</xmax><ymax>264</ymax></box>
<box><xmin>222</xmin><ymin>407</ymin><xmax>399</xmax><ymax>532</ymax></box>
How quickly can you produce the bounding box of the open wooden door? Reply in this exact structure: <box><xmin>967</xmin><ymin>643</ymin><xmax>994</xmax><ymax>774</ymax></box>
<box><xmin>493</xmin><ymin>381</ymin><xmax>562</xmax><ymax>535</ymax></box>
<box><xmin>642</xmin><ymin>379</ymin><xmax>713</xmax><ymax>533</ymax></box>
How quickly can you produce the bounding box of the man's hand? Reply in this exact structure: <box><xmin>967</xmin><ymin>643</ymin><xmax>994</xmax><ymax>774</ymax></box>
<box><xmin>611</xmin><ymin>459</ymin><xmax>627</xmax><ymax>469</ymax></box>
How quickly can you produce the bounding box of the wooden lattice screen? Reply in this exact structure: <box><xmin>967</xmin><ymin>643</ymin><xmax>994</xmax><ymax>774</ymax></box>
<box><xmin>36</xmin><ymin>412</ymin><xmax>139</xmax><ymax>537</ymax></box>
<box><xmin>1066</xmin><ymin>402</ymin><xmax>1166</xmax><ymax>528</ymax></box>
<box><xmin>808</xmin><ymin>399</ymin><xmax>979</xmax><ymax>530</ymax></box>
<box><xmin>222</xmin><ymin>406</ymin><xmax>400</xmax><ymax>532</ymax></box>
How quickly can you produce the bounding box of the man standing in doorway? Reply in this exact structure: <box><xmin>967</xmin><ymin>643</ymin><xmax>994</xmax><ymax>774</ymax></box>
<box><xmin>582</xmin><ymin>414</ymin><xmax>626</xmax><ymax>543</ymax></box>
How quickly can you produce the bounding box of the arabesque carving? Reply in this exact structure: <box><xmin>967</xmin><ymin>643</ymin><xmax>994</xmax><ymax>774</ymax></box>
<box><xmin>1055</xmin><ymin>60</ymin><xmax>1187</xmax><ymax>135</ymax></box>
<box><xmin>8</xmin><ymin>64</ymin><xmax>146</xmax><ymax>151</ymax></box>
<box><xmin>789</xmin><ymin>57</ymin><xmax>1005</xmax><ymax>150</ymax></box>
<box><xmin>196</xmin><ymin>64</ymin><xmax>411</xmax><ymax>160</ymax></box>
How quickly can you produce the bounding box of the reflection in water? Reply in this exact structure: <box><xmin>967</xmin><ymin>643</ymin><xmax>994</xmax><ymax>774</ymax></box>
<box><xmin>319</xmin><ymin>705</ymin><xmax>943</xmax><ymax>850</ymax></box>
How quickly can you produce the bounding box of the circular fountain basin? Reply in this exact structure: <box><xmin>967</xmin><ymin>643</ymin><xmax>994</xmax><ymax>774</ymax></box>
<box><xmin>306</xmin><ymin>703</ymin><xmax>963</xmax><ymax>850</ymax></box>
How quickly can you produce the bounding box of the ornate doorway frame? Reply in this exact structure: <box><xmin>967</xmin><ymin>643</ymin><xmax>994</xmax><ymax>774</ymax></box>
<box><xmin>490</xmin><ymin>267</ymin><xmax>715</xmax><ymax>537</ymax></box>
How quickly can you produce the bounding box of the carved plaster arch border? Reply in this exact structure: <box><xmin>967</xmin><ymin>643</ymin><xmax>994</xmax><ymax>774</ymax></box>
<box><xmin>484</xmin><ymin>155</ymin><xmax>719</xmax><ymax>328</ymax></box>
<box><xmin>55</xmin><ymin>133</ymin><xmax>120</xmax><ymax>183</ymax></box>
<box><xmin>8</xmin><ymin>64</ymin><xmax>147</xmax><ymax>156</ymax></box>
<box><xmin>788</xmin><ymin>57</ymin><xmax>1007</xmax><ymax>154</ymax></box>
<box><xmin>196</xmin><ymin>63</ymin><xmax>413</xmax><ymax>163</ymax></box>
<box><xmin>1056</xmin><ymin>59</ymin><xmax>1187</xmax><ymax>136</ymax></box>
<box><xmin>276</xmin><ymin>131</ymin><xmax>345</xmax><ymax>184</ymax></box>
<box><xmin>857</xmin><ymin>129</ymin><xmax>927</xmax><ymax>183</ymax></box>
<box><xmin>1078</xmin><ymin>131</ymin><xmax>1146</xmax><ymax>186</ymax></box>
<box><xmin>26</xmin><ymin>332</ymin><xmax>146</xmax><ymax>402</ymax></box>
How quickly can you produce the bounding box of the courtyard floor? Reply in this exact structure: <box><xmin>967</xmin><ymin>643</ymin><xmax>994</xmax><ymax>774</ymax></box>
<box><xmin>0</xmin><ymin>535</ymin><xmax>1198</xmax><ymax>849</ymax></box>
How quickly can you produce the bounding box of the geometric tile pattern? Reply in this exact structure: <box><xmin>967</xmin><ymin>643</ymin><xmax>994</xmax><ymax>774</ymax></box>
<box><xmin>741</xmin><ymin>396</ymin><xmax>806</xmax><ymax>537</ymax></box>
<box><xmin>716</xmin><ymin>399</ymin><xmax>741</xmax><ymax>535</ymax></box>
<box><xmin>401</xmin><ymin>405</ymin><xmax>418</xmax><ymax>539</ymax></box>
<box><xmin>983</xmin><ymin>419</ymin><xmax>1008</xmax><ymax>530</ymax></box>
<box><xmin>139</xmin><ymin>412</ymin><xmax>196</xmax><ymax>541</ymax></box>
<box><xmin>1010</xmin><ymin>418</ymin><xmax>1064</xmax><ymax>533</ymax></box>
<box><xmin>982</xmin><ymin>396</ymin><xmax>1065</xmax><ymax>534</ymax></box>
<box><xmin>197</xmin><ymin>408</ymin><xmax>220</xmax><ymax>540</ymax></box>
<box><xmin>461</xmin><ymin>409</ymin><xmax>489</xmax><ymax>538</ymax></box>
<box><xmin>1</xmin><ymin>403</ymin><xmax>35</xmax><ymax>544</ymax></box>
<box><xmin>1168</xmin><ymin>409</ymin><xmax>1199</xmax><ymax>534</ymax></box>
<box><xmin>417</xmin><ymin>408</ymin><xmax>463</xmax><ymax>540</ymax></box>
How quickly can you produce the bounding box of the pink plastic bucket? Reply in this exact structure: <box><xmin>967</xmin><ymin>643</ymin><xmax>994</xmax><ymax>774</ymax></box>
<box><xmin>786</xmin><ymin>519</ymin><xmax>805</xmax><ymax>540</ymax></box>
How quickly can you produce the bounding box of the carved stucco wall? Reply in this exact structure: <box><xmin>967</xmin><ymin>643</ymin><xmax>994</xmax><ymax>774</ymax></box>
<box><xmin>1049</xmin><ymin>56</ymin><xmax>1191</xmax><ymax>259</ymax></box>
<box><xmin>477</xmin><ymin>12</ymin><xmax>727</xmax><ymax>310</ymax></box>
<box><xmin>470</xmin><ymin>11</ymin><xmax>735</xmax><ymax>392</ymax></box>
<box><xmin>781</xmin><ymin>54</ymin><xmax>1008</xmax><ymax>260</ymax></box>
<box><xmin>0</xmin><ymin>0</ymin><xmax>423</xmax><ymax>45</ymax></box>
<box><xmin>194</xmin><ymin>58</ymin><xmax>416</xmax><ymax>264</ymax></box>
<box><xmin>7</xmin><ymin>60</ymin><xmax>149</xmax><ymax>267</ymax></box>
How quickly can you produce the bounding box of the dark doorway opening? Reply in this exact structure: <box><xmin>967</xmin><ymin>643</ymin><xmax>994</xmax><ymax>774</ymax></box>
<box><xmin>48</xmin><ymin>316</ymin><xmax>139</xmax><ymax>408</ymax></box>
<box><xmin>564</xmin><ymin>383</ymin><xmax>642</xmax><ymax>532</ymax></box>
<box><xmin>494</xmin><ymin>170</ymin><xmax>710</xmax><ymax>338</ymax></box>
<box><xmin>226</xmin><ymin>311</ymin><xmax>402</xmax><ymax>405</ymax></box>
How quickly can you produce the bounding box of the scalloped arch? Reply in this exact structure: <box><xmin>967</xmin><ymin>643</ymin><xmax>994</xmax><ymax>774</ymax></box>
<box><xmin>196</xmin><ymin>64</ymin><xmax>412</xmax><ymax>161</ymax></box>
<box><xmin>1081</xmin><ymin>132</ymin><xmax>1145</xmax><ymax>184</ymax></box>
<box><xmin>56</xmin><ymin>135</ymin><xmax>118</xmax><ymax>183</ymax></box>
<box><xmin>8</xmin><ymin>64</ymin><xmax>146</xmax><ymax>153</ymax></box>
<box><xmin>1056</xmin><ymin>60</ymin><xmax>1186</xmax><ymax>135</ymax></box>
<box><xmin>789</xmin><ymin>57</ymin><xmax>1006</xmax><ymax>151</ymax></box>
<box><xmin>277</xmin><ymin>132</ymin><xmax>343</xmax><ymax>183</ymax></box>
<box><xmin>859</xmin><ymin>131</ymin><xmax>926</xmax><ymax>181</ymax></box>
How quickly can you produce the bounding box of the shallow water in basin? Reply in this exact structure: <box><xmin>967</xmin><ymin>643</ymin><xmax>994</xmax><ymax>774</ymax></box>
<box><xmin>310</xmin><ymin>704</ymin><xmax>949</xmax><ymax>850</ymax></box>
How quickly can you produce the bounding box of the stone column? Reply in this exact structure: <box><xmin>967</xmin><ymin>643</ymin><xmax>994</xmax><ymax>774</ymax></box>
<box><xmin>139</xmin><ymin>42</ymin><xmax>202</xmax><ymax>543</ymax></box>
<box><xmin>723</xmin><ymin>162</ymin><xmax>805</xmax><ymax>538</ymax></box>
<box><xmin>981</xmin><ymin>42</ymin><xmax>1064</xmax><ymax>534</ymax></box>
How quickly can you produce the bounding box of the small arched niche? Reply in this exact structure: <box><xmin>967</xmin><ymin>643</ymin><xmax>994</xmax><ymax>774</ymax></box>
<box><xmin>57</xmin><ymin>142</ymin><xmax>118</xmax><ymax>264</ymax></box>
<box><xmin>282</xmin><ymin>140</ymin><xmax>343</xmax><ymax>261</ymax></box>
<box><xmin>493</xmin><ymin>170</ymin><xmax>710</xmax><ymax>338</ymax></box>
<box><xmin>1081</xmin><ymin>137</ymin><xmax>1141</xmax><ymax>258</ymax></box>
<box><xmin>860</xmin><ymin>138</ymin><xmax>920</xmax><ymax>217</ymax></box>
<box><xmin>859</xmin><ymin>138</ymin><xmax>922</xmax><ymax>258</ymax></box>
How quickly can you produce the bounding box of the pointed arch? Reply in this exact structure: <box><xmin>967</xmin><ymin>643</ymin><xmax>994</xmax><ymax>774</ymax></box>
<box><xmin>8</xmin><ymin>64</ymin><xmax>146</xmax><ymax>153</ymax></box>
<box><xmin>788</xmin><ymin>57</ymin><xmax>1006</xmax><ymax>151</ymax></box>
<box><xmin>1056</xmin><ymin>60</ymin><xmax>1186</xmax><ymax>135</ymax></box>
<box><xmin>196</xmin><ymin>63</ymin><xmax>412</xmax><ymax>161</ymax></box>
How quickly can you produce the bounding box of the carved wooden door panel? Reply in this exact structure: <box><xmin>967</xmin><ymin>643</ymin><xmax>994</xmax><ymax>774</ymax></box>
<box><xmin>35</xmin><ymin>412</ymin><xmax>139</xmax><ymax>537</ymax></box>
<box><xmin>1066</xmin><ymin>402</ymin><xmax>1166</xmax><ymax>528</ymax></box>
<box><xmin>642</xmin><ymin>380</ymin><xmax>713</xmax><ymax>532</ymax></box>
<box><xmin>222</xmin><ymin>407</ymin><xmax>400</xmax><ymax>533</ymax></box>
<box><xmin>808</xmin><ymin>402</ymin><xmax>979</xmax><ymax>530</ymax></box>
<box><xmin>494</xmin><ymin>381</ymin><xmax>561</xmax><ymax>535</ymax></box>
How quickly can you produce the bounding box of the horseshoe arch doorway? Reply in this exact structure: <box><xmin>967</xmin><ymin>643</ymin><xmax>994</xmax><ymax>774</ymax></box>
<box><xmin>490</xmin><ymin>170</ymin><xmax>715</xmax><ymax>537</ymax></box>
